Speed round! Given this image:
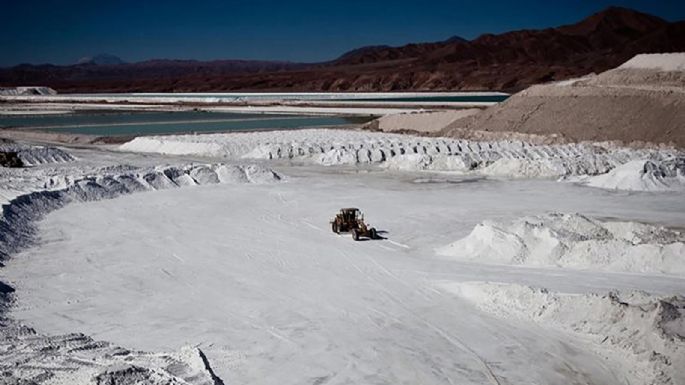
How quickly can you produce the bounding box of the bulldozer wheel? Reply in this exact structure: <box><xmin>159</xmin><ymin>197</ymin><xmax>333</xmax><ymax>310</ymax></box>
<box><xmin>332</xmin><ymin>222</ymin><xmax>339</xmax><ymax>233</ymax></box>
<box><xmin>351</xmin><ymin>229</ymin><xmax>359</xmax><ymax>241</ymax></box>
<box><xmin>370</xmin><ymin>228</ymin><xmax>377</xmax><ymax>239</ymax></box>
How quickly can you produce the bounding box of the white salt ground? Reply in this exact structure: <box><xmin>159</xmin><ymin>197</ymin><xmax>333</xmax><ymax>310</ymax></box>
<box><xmin>4</xmin><ymin>162</ymin><xmax>685</xmax><ymax>385</ymax></box>
<box><xmin>439</xmin><ymin>281</ymin><xmax>685</xmax><ymax>385</ymax></box>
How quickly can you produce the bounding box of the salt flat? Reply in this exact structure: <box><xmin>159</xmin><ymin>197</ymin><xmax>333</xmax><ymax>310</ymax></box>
<box><xmin>2</xmin><ymin>45</ymin><xmax>684</xmax><ymax>385</ymax></box>
<box><xmin>4</xmin><ymin>164</ymin><xmax>684</xmax><ymax>385</ymax></box>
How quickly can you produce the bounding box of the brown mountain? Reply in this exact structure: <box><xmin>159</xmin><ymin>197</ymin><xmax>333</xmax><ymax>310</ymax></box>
<box><xmin>1</xmin><ymin>7</ymin><xmax>683</xmax><ymax>93</ymax></box>
<box><xmin>0</xmin><ymin>59</ymin><xmax>307</xmax><ymax>92</ymax></box>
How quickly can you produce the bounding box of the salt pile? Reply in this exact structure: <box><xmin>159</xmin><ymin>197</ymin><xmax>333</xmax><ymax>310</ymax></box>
<box><xmin>436</xmin><ymin>213</ymin><xmax>685</xmax><ymax>275</ymax></box>
<box><xmin>0</xmin><ymin>87</ymin><xmax>57</xmax><ymax>96</ymax></box>
<box><xmin>583</xmin><ymin>158</ymin><xmax>685</xmax><ymax>192</ymax></box>
<box><xmin>440</xmin><ymin>281</ymin><xmax>685</xmax><ymax>385</ymax></box>
<box><xmin>120</xmin><ymin>129</ymin><xmax>678</xmax><ymax>179</ymax></box>
<box><xmin>0</xmin><ymin>143</ymin><xmax>75</xmax><ymax>166</ymax></box>
<box><xmin>0</xmin><ymin>321</ymin><xmax>223</xmax><ymax>385</ymax></box>
<box><xmin>479</xmin><ymin>158</ymin><xmax>568</xmax><ymax>178</ymax></box>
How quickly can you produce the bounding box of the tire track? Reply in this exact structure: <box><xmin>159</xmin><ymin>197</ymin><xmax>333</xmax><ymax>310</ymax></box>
<box><xmin>336</xmin><ymin>247</ymin><xmax>502</xmax><ymax>385</ymax></box>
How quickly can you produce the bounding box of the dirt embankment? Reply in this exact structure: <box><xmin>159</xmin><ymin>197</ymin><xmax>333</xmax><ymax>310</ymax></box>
<box><xmin>438</xmin><ymin>57</ymin><xmax>685</xmax><ymax>148</ymax></box>
<box><xmin>364</xmin><ymin>109</ymin><xmax>482</xmax><ymax>135</ymax></box>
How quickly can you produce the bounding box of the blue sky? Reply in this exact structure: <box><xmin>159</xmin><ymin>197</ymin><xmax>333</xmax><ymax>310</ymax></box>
<box><xmin>1</xmin><ymin>0</ymin><xmax>684</xmax><ymax>67</ymax></box>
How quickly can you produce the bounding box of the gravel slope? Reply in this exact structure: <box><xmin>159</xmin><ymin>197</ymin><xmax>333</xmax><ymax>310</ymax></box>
<box><xmin>440</xmin><ymin>54</ymin><xmax>685</xmax><ymax>148</ymax></box>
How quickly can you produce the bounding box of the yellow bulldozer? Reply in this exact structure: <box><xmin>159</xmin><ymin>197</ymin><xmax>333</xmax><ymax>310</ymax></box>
<box><xmin>331</xmin><ymin>208</ymin><xmax>378</xmax><ymax>241</ymax></box>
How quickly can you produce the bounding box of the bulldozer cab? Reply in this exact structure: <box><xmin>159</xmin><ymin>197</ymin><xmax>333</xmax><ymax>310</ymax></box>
<box><xmin>340</xmin><ymin>208</ymin><xmax>361</xmax><ymax>222</ymax></box>
<box><xmin>332</xmin><ymin>207</ymin><xmax>376</xmax><ymax>240</ymax></box>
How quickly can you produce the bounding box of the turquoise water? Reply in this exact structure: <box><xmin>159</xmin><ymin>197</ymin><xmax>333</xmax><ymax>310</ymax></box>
<box><xmin>0</xmin><ymin>111</ymin><xmax>372</xmax><ymax>136</ymax></box>
<box><xmin>64</xmin><ymin>93</ymin><xmax>509</xmax><ymax>103</ymax></box>
<box><xmin>340</xmin><ymin>95</ymin><xmax>508</xmax><ymax>103</ymax></box>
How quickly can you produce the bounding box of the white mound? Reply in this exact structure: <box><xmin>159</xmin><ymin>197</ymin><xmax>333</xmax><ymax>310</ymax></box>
<box><xmin>0</xmin><ymin>87</ymin><xmax>57</xmax><ymax>96</ymax></box>
<box><xmin>381</xmin><ymin>153</ymin><xmax>473</xmax><ymax>172</ymax></box>
<box><xmin>120</xmin><ymin>129</ymin><xmax>679</xmax><ymax>179</ymax></box>
<box><xmin>121</xmin><ymin>138</ymin><xmax>226</xmax><ymax>157</ymax></box>
<box><xmin>584</xmin><ymin>158</ymin><xmax>685</xmax><ymax>192</ymax></box>
<box><xmin>618</xmin><ymin>53</ymin><xmax>685</xmax><ymax>72</ymax></box>
<box><xmin>440</xmin><ymin>281</ymin><xmax>685</xmax><ymax>385</ymax></box>
<box><xmin>1</xmin><ymin>320</ymin><xmax>223</xmax><ymax>385</ymax></box>
<box><xmin>63</xmin><ymin>163</ymin><xmax>282</xmax><ymax>192</ymax></box>
<box><xmin>382</xmin><ymin>153</ymin><xmax>438</xmax><ymax>171</ymax></box>
<box><xmin>0</xmin><ymin>144</ymin><xmax>76</xmax><ymax>165</ymax></box>
<box><xmin>480</xmin><ymin>158</ymin><xmax>565</xmax><ymax>178</ymax></box>
<box><xmin>436</xmin><ymin>213</ymin><xmax>685</xmax><ymax>275</ymax></box>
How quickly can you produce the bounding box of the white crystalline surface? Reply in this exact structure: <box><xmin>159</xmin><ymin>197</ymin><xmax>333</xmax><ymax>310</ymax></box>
<box><xmin>0</xmin><ymin>147</ymin><xmax>286</xmax><ymax>384</ymax></box>
<box><xmin>437</xmin><ymin>213</ymin><xmax>685</xmax><ymax>275</ymax></box>
<box><xmin>0</xmin><ymin>144</ymin><xmax>79</xmax><ymax>206</ymax></box>
<box><xmin>3</xmin><ymin>145</ymin><xmax>685</xmax><ymax>385</ymax></box>
<box><xmin>0</xmin><ymin>143</ymin><xmax>76</xmax><ymax>166</ymax></box>
<box><xmin>0</xmin><ymin>86</ymin><xmax>57</xmax><ymax>96</ymax></box>
<box><xmin>583</xmin><ymin>158</ymin><xmax>685</xmax><ymax>191</ymax></box>
<box><xmin>439</xmin><ymin>282</ymin><xmax>685</xmax><ymax>385</ymax></box>
<box><xmin>119</xmin><ymin>129</ymin><xmax>684</xmax><ymax>184</ymax></box>
<box><xmin>618</xmin><ymin>53</ymin><xmax>685</xmax><ymax>72</ymax></box>
<box><xmin>2</xmin><ymin>130</ymin><xmax>685</xmax><ymax>385</ymax></box>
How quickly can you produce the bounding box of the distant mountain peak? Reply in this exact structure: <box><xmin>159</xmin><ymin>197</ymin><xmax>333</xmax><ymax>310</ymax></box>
<box><xmin>335</xmin><ymin>45</ymin><xmax>392</xmax><ymax>62</ymax></box>
<box><xmin>558</xmin><ymin>6</ymin><xmax>667</xmax><ymax>36</ymax></box>
<box><xmin>444</xmin><ymin>35</ymin><xmax>468</xmax><ymax>43</ymax></box>
<box><xmin>77</xmin><ymin>53</ymin><xmax>126</xmax><ymax>66</ymax></box>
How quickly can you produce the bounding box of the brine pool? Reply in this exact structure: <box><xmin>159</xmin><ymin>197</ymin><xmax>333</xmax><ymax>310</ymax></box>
<box><xmin>0</xmin><ymin>111</ymin><xmax>373</xmax><ymax>136</ymax></box>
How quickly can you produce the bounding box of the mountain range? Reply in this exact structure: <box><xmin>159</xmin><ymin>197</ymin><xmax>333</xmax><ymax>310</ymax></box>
<box><xmin>76</xmin><ymin>54</ymin><xmax>127</xmax><ymax>66</ymax></box>
<box><xmin>1</xmin><ymin>7</ymin><xmax>683</xmax><ymax>93</ymax></box>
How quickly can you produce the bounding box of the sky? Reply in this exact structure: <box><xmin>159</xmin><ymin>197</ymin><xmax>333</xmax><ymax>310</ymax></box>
<box><xmin>1</xmin><ymin>0</ymin><xmax>684</xmax><ymax>67</ymax></box>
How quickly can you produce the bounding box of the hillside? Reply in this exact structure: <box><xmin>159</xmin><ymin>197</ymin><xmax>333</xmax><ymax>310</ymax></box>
<box><xmin>1</xmin><ymin>7</ymin><xmax>683</xmax><ymax>92</ymax></box>
<box><xmin>439</xmin><ymin>53</ymin><xmax>685</xmax><ymax>148</ymax></box>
